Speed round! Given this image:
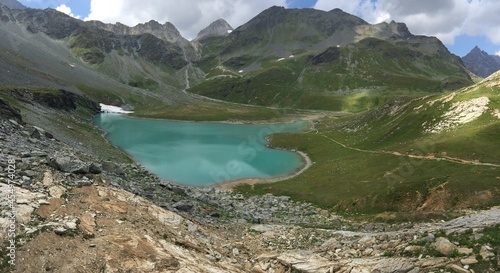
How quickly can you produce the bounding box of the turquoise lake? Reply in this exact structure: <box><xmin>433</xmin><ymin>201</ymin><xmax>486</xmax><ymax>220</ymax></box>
<box><xmin>94</xmin><ymin>113</ymin><xmax>307</xmax><ymax>186</ymax></box>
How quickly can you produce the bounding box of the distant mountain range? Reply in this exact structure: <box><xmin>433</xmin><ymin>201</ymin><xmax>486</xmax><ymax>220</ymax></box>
<box><xmin>462</xmin><ymin>46</ymin><xmax>500</xmax><ymax>78</ymax></box>
<box><xmin>0</xmin><ymin>1</ymin><xmax>473</xmax><ymax>113</ymax></box>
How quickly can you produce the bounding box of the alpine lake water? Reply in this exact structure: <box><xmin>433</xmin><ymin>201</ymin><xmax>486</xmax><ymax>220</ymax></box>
<box><xmin>94</xmin><ymin>113</ymin><xmax>307</xmax><ymax>186</ymax></box>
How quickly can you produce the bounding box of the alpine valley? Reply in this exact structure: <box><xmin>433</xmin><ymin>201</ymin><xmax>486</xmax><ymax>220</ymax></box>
<box><xmin>0</xmin><ymin>1</ymin><xmax>499</xmax><ymax>272</ymax></box>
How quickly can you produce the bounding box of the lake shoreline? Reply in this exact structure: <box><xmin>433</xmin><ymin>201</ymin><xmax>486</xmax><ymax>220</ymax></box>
<box><xmin>214</xmin><ymin>150</ymin><xmax>313</xmax><ymax>190</ymax></box>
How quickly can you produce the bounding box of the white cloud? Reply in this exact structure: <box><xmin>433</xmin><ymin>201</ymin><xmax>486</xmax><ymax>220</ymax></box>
<box><xmin>313</xmin><ymin>0</ymin><xmax>500</xmax><ymax>46</ymax></box>
<box><xmin>496</xmin><ymin>51</ymin><xmax>500</xmax><ymax>57</ymax></box>
<box><xmin>56</xmin><ymin>4</ymin><xmax>80</xmax><ymax>19</ymax></box>
<box><xmin>85</xmin><ymin>0</ymin><xmax>287</xmax><ymax>40</ymax></box>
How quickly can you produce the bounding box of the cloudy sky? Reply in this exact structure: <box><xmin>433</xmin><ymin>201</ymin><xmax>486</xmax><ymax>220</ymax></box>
<box><xmin>18</xmin><ymin>0</ymin><xmax>500</xmax><ymax>57</ymax></box>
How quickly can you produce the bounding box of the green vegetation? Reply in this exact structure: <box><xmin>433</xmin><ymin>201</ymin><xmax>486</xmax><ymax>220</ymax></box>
<box><xmin>189</xmin><ymin>38</ymin><xmax>471</xmax><ymax>112</ymax></box>
<box><xmin>74</xmin><ymin>84</ymin><xmax>124</xmax><ymax>106</ymax></box>
<box><xmin>237</xmin><ymin>77</ymin><xmax>500</xmax><ymax>214</ymax></box>
<box><xmin>127</xmin><ymin>76</ymin><xmax>160</xmax><ymax>91</ymax></box>
<box><xmin>134</xmin><ymin>101</ymin><xmax>292</xmax><ymax>121</ymax></box>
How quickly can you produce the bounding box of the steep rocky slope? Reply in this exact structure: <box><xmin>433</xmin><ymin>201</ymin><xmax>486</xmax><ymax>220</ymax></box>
<box><xmin>462</xmin><ymin>46</ymin><xmax>500</xmax><ymax>78</ymax></box>
<box><xmin>86</xmin><ymin>19</ymin><xmax>198</xmax><ymax>61</ymax></box>
<box><xmin>0</xmin><ymin>0</ymin><xmax>25</xmax><ymax>10</ymax></box>
<box><xmin>0</xmin><ymin>4</ymin><xmax>212</xmax><ymax>119</ymax></box>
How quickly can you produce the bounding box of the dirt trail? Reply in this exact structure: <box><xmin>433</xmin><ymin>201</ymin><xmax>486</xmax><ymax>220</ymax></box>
<box><xmin>320</xmin><ymin>134</ymin><xmax>500</xmax><ymax>168</ymax></box>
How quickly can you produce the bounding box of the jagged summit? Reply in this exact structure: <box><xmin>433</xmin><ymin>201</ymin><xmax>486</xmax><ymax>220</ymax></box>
<box><xmin>86</xmin><ymin>19</ymin><xmax>184</xmax><ymax>44</ymax></box>
<box><xmin>0</xmin><ymin>0</ymin><xmax>25</xmax><ymax>9</ymax></box>
<box><xmin>194</xmin><ymin>18</ymin><xmax>233</xmax><ymax>42</ymax></box>
<box><xmin>462</xmin><ymin>46</ymin><xmax>500</xmax><ymax>78</ymax></box>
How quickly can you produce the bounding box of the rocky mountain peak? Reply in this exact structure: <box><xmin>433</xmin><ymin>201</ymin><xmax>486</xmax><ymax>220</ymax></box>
<box><xmin>462</xmin><ymin>46</ymin><xmax>500</xmax><ymax>78</ymax></box>
<box><xmin>86</xmin><ymin>19</ymin><xmax>184</xmax><ymax>44</ymax></box>
<box><xmin>0</xmin><ymin>0</ymin><xmax>26</xmax><ymax>9</ymax></box>
<box><xmin>194</xmin><ymin>18</ymin><xmax>233</xmax><ymax>42</ymax></box>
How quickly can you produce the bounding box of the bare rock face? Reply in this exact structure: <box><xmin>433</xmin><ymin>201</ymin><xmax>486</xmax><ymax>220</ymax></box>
<box><xmin>462</xmin><ymin>46</ymin><xmax>500</xmax><ymax>78</ymax></box>
<box><xmin>86</xmin><ymin>19</ymin><xmax>198</xmax><ymax>60</ymax></box>
<box><xmin>87</xmin><ymin>20</ymin><xmax>184</xmax><ymax>44</ymax></box>
<box><xmin>194</xmin><ymin>19</ymin><xmax>233</xmax><ymax>42</ymax></box>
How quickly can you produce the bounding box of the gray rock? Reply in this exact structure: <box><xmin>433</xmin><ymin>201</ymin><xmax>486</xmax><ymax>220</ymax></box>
<box><xmin>20</xmin><ymin>170</ymin><xmax>37</xmax><ymax>177</ymax></box>
<box><xmin>30</xmin><ymin>128</ymin><xmax>43</xmax><ymax>139</ymax></box>
<box><xmin>173</xmin><ymin>201</ymin><xmax>193</xmax><ymax>211</ymax></box>
<box><xmin>209</xmin><ymin>211</ymin><xmax>220</xmax><ymax>218</ymax></box>
<box><xmin>172</xmin><ymin>186</ymin><xmax>186</xmax><ymax>196</ymax></box>
<box><xmin>304</xmin><ymin>211</ymin><xmax>316</xmax><ymax>216</ymax></box>
<box><xmin>50</xmin><ymin>156</ymin><xmax>89</xmax><ymax>174</ymax></box>
<box><xmin>44</xmin><ymin>131</ymin><xmax>54</xmax><ymax>139</ymax></box>
<box><xmin>88</xmin><ymin>163</ymin><xmax>102</xmax><ymax>174</ymax></box>
<box><xmin>101</xmin><ymin>161</ymin><xmax>124</xmax><ymax>175</ymax></box>
<box><xmin>75</xmin><ymin>179</ymin><xmax>93</xmax><ymax>186</ymax></box>
<box><xmin>420</xmin><ymin>233</ymin><xmax>435</xmax><ymax>244</ymax></box>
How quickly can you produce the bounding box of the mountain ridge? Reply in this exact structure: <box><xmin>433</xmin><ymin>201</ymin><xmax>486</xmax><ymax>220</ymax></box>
<box><xmin>462</xmin><ymin>46</ymin><xmax>500</xmax><ymax>78</ymax></box>
<box><xmin>194</xmin><ymin>18</ymin><xmax>233</xmax><ymax>42</ymax></box>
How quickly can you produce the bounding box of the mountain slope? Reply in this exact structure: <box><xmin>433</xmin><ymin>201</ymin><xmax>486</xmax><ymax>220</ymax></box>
<box><xmin>190</xmin><ymin>6</ymin><xmax>472</xmax><ymax>111</ymax></box>
<box><xmin>194</xmin><ymin>18</ymin><xmax>233</xmax><ymax>42</ymax></box>
<box><xmin>0</xmin><ymin>6</ymin><xmax>193</xmax><ymax>105</ymax></box>
<box><xmin>242</xmin><ymin>71</ymin><xmax>500</xmax><ymax>212</ymax></box>
<box><xmin>462</xmin><ymin>46</ymin><xmax>500</xmax><ymax>78</ymax></box>
<box><xmin>190</xmin><ymin>38</ymin><xmax>471</xmax><ymax>112</ymax></box>
<box><xmin>0</xmin><ymin>0</ymin><xmax>25</xmax><ymax>9</ymax></box>
<box><xmin>86</xmin><ymin>19</ymin><xmax>198</xmax><ymax>60</ymax></box>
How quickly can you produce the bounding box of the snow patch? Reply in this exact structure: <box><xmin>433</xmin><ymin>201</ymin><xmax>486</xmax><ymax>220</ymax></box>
<box><xmin>277</xmin><ymin>58</ymin><xmax>286</xmax><ymax>62</ymax></box>
<box><xmin>100</xmin><ymin>103</ymin><xmax>133</xmax><ymax>114</ymax></box>
<box><xmin>227</xmin><ymin>29</ymin><xmax>233</xmax><ymax>34</ymax></box>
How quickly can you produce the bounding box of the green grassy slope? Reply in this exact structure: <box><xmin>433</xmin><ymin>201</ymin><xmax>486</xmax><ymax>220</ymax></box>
<box><xmin>189</xmin><ymin>38</ymin><xmax>471</xmax><ymax>112</ymax></box>
<box><xmin>238</xmin><ymin>72</ymin><xmax>500</xmax><ymax>214</ymax></box>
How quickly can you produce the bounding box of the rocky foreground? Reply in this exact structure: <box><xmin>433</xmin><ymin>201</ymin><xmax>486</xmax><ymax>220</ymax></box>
<box><xmin>1</xmin><ymin>101</ymin><xmax>500</xmax><ymax>273</ymax></box>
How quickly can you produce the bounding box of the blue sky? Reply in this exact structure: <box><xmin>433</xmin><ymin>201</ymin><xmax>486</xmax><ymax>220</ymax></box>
<box><xmin>18</xmin><ymin>0</ymin><xmax>500</xmax><ymax>57</ymax></box>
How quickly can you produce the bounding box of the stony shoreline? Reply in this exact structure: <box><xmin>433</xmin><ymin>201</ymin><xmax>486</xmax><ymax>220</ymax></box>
<box><xmin>215</xmin><ymin>150</ymin><xmax>313</xmax><ymax>190</ymax></box>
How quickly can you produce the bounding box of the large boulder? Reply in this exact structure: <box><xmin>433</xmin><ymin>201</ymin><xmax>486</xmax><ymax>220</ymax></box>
<box><xmin>50</xmin><ymin>156</ymin><xmax>89</xmax><ymax>174</ymax></box>
<box><xmin>101</xmin><ymin>161</ymin><xmax>124</xmax><ymax>175</ymax></box>
<box><xmin>173</xmin><ymin>201</ymin><xmax>193</xmax><ymax>211</ymax></box>
<box><xmin>433</xmin><ymin>237</ymin><xmax>457</xmax><ymax>256</ymax></box>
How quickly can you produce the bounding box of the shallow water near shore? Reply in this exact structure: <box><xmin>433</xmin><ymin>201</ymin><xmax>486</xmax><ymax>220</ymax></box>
<box><xmin>94</xmin><ymin>113</ymin><xmax>307</xmax><ymax>186</ymax></box>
